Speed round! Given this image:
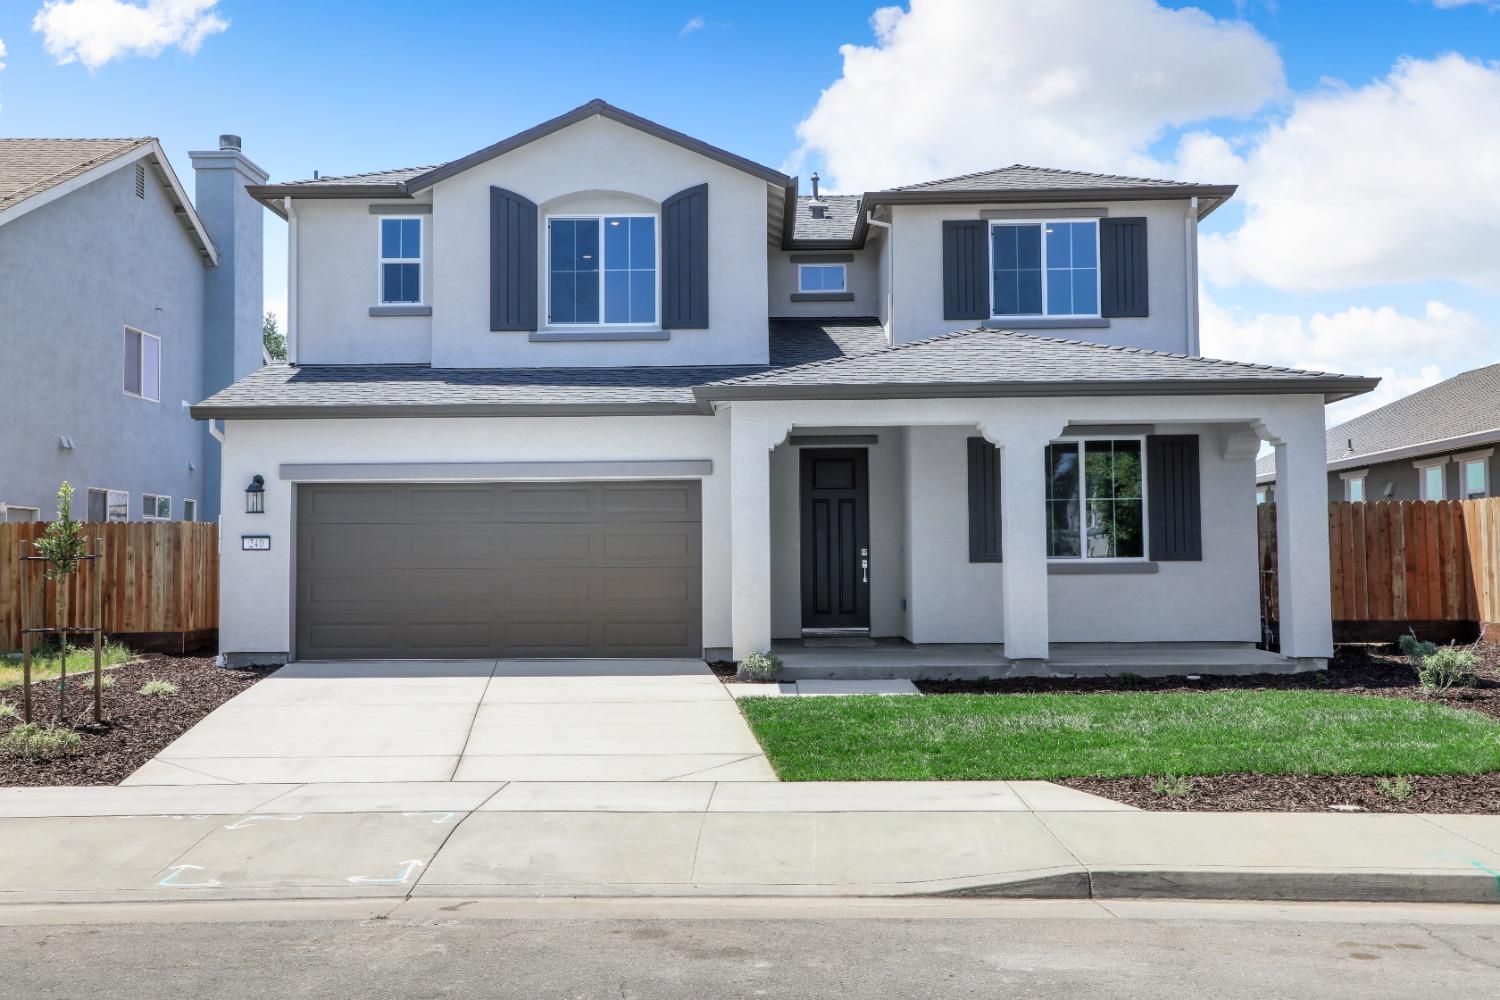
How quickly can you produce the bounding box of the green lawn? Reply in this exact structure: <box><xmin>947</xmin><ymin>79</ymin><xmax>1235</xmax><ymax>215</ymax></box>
<box><xmin>0</xmin><ymin>642</ymin><xmax>135</xmax><ymax>692</ymax></box>
<box><xmin>737</xmin><ymin>691</ymin><xmax>1500</xmax><ymax>781</ymax></box>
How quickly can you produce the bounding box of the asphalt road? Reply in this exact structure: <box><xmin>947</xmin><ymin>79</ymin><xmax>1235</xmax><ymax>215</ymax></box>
<box><xmin>3</xmin><ymin>899</ymin><xmax>1499</xmax><ymax>999</ymax></box>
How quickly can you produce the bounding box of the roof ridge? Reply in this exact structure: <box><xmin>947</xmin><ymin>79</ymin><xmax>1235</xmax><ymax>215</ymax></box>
<box><xmin>287</xmin><ymin>163</ymin><xmax>447</xmax><ymax>185</ymax></box>
<box><xmin>715</xmin><ymin>327</ymin><xmax>991</xmax><ymax>385</ymax></box>
<box><xmin>888</xmin><ymin>162</ymin><xmax>1198</xmax><ymax>192</ymax></box>
<box><xmin>978</xmin><ymin>328</ymin><xmax>1352</xmax><ymax>378</ymax></box>
<box><xmin>0</xmin><ymin>137</ymin><xmax>153</xmax><ymax>204</ymax></box>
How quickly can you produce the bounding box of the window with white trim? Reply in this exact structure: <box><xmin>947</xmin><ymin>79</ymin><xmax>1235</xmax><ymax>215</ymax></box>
<box><xmin>798</xmin><ymin>263</ymin><xmax>846</xmax><ymax>293</ymax></box>
<box><xmin>86</xmin><ymin>488</ymin><xmax>128</xmax><ymax>523</ymax></box>
<box><xmin>183</xmin><ymin>499</ymin><xmax>198</xmax><ymax>522</ymax></box>
<box><xmin>1045</xmin><ymin>438</ymin><xmax>1145</xmax><ymax>559</ymax></box>
<box><xmin>547</xmin><ymin>215</ymin><xmax>657</xmax><ymax>325</ymax></box>
<box><xmin>142</xmin><ymin>494</ymin><xmax>171</xmax><ymax>521</ymax></box>
<box><xmin>3</xmin><ymin>505</ymin><xmax>41</xmax><ymax>523</ymax></box>
<box><xmin>379</xmin><ymin>217</ymin><xmax>423</xmax><ymax>304</ymax></box>
<box><xmin>123</xmin><ymin>326</ymin><xmax>160</xmax><ymax>401</ymax></box>
<box><xmin>1345</xmin><ymin>476</ymin><xmax>1366</xmax><ymax>502</ymax></box>
<box><xmin>1418</xmin><ymin>462</ymin><xmax>1446</xmax><ymax>501</ymax></box>
<box><xmin>1463</xmin><ymin>459</ymin><xmax>1489</xmax><ymax>500</ymax></box>
<box><xmin>1255</xmin><ymin>489</ymin><xmax>1267</xmax><ymax>506</ymax></box>
<box><xmin>991</xmin><ymin>219</ymin><xmax>1100</xmax><ymax>318</ymax></box>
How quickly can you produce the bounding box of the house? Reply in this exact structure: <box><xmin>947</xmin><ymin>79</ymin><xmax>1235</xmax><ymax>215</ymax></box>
<box><xmin>1256</xmin><ymin>363</ymin><xmax>1499</xmax><ymax>504</ymax></box>
<box><xmin>192</xmin><ymin>100</ymin><xmax>1376</xmax><ymax>674</ymax></box>
<box><xmin>0</xmin><ymin>135</ymin><xmax>266</xmax><ymax>523</ymax></box>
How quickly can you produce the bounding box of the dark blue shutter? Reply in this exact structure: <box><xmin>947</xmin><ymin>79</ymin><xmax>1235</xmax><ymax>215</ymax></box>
<box><xmin>943</xmin><ymin>220</ymin><xmax>988</xmax><ymax>320</ymax></box>
<box><xmin>490</xmin><ymin>186</ymin><xmax>537</xmax><ymax>331</ymax></box>
<box><xmin>967</xmin><ymin>437</ymin><xmax>1001</xmax><ymax>562</ymax></box>
<box><xmin>1100</xmin><ymin>217</ymin><xmax>1149</xmax><ymax>318</ymax></box>
<box><xmin>662</xmin><ymin>183</ymin><xmax>708</xmax><ymax>329</ymax></box>
<box><xmin>1148</xmin><ymin>434</ymin><xmax>1202</xmax><ymax>561</ymax></box>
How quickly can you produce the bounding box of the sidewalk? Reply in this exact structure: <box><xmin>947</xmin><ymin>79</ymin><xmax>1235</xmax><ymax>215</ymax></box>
<box><xmin>1</xmin><ymin>781</ymin><xmax>1498</xmax><ymax>906</ymax></box>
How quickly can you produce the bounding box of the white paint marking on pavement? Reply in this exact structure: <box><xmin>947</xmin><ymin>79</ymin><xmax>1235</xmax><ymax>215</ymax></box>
<box><xmin>224</xmin><ymin>814</ymin><xmax>304</xmax><ymax>831</ymax></box>
<box><xmin>158</xmin><ymin>865</ymin><xmax>222</xmax><ymax>889</ymax></box>
<box><xmin>347</xmin><ymin>860</ymin><xmax>425</xmax><ymax>885</ymax></box>
<box><xmin>402</xmin><ymin>812</ymin><xmax>456</xmax><ymax>824</ymax></box>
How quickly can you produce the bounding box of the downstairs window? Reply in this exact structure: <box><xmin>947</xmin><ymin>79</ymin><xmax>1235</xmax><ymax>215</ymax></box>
<box><xmin>1045</xmin><ymin>439</ymin><xmax>1145</xmax><ymax>559</ymax></box>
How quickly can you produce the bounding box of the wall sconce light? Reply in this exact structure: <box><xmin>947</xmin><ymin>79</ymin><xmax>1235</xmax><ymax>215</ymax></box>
<box><xmin>245</xmin><ymin>474</ymin><xmax>266</xmax><ymax>513</ymax></box>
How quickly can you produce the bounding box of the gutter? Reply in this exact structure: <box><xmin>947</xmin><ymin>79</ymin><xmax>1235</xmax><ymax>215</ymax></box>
<box><xmin>865</xmin><ymin>211</ymin><xmax>894</xmax><ymax>336</ymax></box>
<box><xmin>188</xmin><ymin>401</ymin><xmax>706</xmax><ymax>421</ymax></box>
<box><xmin>284</xmin><ymin>197</ymin><xmax>299</xmax><ymax>364</ymax></box>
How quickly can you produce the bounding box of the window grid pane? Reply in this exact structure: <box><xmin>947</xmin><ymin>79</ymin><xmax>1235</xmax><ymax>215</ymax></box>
<box><xmin>1045</xmin><ymin>443</ymin><xmax>1081</xmax><ymax>558</ymax></box>
<box><xmin>1044</xmin><ymin>221</ymin><xmax>1099</xmax><ymax>316</ymax></box>
<box><xmin>601</xmin><ymin>216</ymin><xmax>655</xmax><ymax>325</ymax></box>
<box><xmin>123</xmin><ymin>329</ymin><xmax>142</xmax><ymax>395</ymax></box>
<box><xmin>549</xmin><ymin>219</ymin><xmax>601</xmax><ymax>324</ymax></box>
<box><xmin>992</xmin><ymin>224</ymin><xmax>1043</xmax><ymax>316</ymax></box>
<box><xmin>141</xmin><ymin>335</ymin><xmax>160</xmax><ymax>401</ymax></box>
<box><xmin>1424</xmin><ymin>466</ymin><xmax>1445</xmax><ymax>500</ymax></box>
<box><xmin>1465</xmin><ymin>461</ymin><xmax>1486</xmax><ymax>499</ymax></box>
<box><xmin>1348</xmin><ymin>477</ymin><xmax>1366</xmax><ymax>502</ymax></box>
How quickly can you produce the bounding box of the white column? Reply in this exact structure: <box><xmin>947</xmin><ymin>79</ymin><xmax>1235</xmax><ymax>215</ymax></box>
<box><xmin>1265</xmin><ymin>404</ymin><xmax>1334</xmax><ymax>664</ymax></box>
<box><xmin>729</xmin><ymin>406</ymin><xmax>787</xmax><ymax>660</ymax></box>
<box><xmin>980</xmin><ymin>412</ymin><xmax>1065</xmax><ymax>664</ymax></box>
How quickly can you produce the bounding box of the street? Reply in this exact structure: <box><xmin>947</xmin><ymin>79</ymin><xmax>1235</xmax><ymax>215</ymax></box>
<box><xmin>2</xmin><ymin>898</ymin><xmax>1498</xmax><ymax>998</ymax></box>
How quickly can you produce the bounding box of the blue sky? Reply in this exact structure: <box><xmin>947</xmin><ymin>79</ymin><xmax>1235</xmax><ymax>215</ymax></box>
<box><xmin>2</xmin><ymin>0</ymin><xmax>1497</xmax><ymax>424</ymax></box>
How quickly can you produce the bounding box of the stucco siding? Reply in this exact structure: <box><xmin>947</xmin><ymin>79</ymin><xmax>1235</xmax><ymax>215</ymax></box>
<box><xmin>887</xmin><ymin>199</ymin><xmax>1194</xmax><ymax>351</ymax></box>
<box><xmin>767</xmin><ymin>247</ymin><xmax>880</xmax><ymax>318</ymax></box>
<box><xmin>0</xmin><ymin>160</ymin><xmax>209</xmax><ymax>520</ymax></box>
<box><xmin>1324</xmin><ymin>448</ymin><xmax>1500</xmax><ymax>502</ymax></box>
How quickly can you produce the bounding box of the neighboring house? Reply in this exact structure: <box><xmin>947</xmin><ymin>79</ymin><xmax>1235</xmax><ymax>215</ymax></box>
<box><xmin>193</xmin><ymin>100</ymin><xmax>1375</xmax><ymax>670</ymax></box>
<box><xmin>1256</xmin><ymin>363</ymin><xmax>1500</xmax><ymax>504</ymax></box>
<box><xmin>0</xmin><ymin>135</ymin><xmax>265</xmax><ymax>523</ymax></box>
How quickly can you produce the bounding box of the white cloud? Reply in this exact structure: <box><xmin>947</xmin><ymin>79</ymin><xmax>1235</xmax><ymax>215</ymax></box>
<box><xmin>0</xmin><ymin>38</ymin><xmax>7</xmax><ymax>111</ymax></box>
<box><xmin>791</xmin><ymin>0</ymin><xmax>1283</xmax><ymax>191</ymax></box>
<box><xmin>679</xmin><ymin>15</ymin><xmax>707</xmax><ymax>37</ymax></box>
<box><xmin>1430</xmin><ymin>0</ymin><xmax>1496</xmax><ymax>8</ymax></box>
<box><xmin>1201</xmin><ymin>55</ymin><xmax>1500</xmax><ymax>293</ymax></box>
<box><xmin>33</xmin><ymin>0</ymin><xmax>228</xmax><ymax>71</ymax></box>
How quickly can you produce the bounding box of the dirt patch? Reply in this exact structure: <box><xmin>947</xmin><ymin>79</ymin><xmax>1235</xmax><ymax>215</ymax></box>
<box><xmin>0</xmin><ymin>656</ymin><xmax>273</xmax><ymax>787</ymax></box>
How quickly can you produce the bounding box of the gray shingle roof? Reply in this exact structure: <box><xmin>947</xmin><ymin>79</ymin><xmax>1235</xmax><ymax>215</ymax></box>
<box><xmin>706</xmin><ymin>328</ymin><xmax>1376</xmax><ymax>401</ymax></box>
<box><xmin>0</xmin><ymin>138</ymin><xmax>153</xmax><ymax>210</ymax></box>
<box><xmin>1256</xmin><ymin>362</ymin><xmax>1500</xmax><ymax>480</ymax></box>
<box><xmin>193</xmin><ymin>318</ymin><xmax>891</xmax><ymax>417</ymax></box>
<box><xmin>272</xmin><ymin>164</ymin><xmax>444</xmax><ymax>189</ymax></box>
<box><xmin>791</xmin><ymin>195</ymin><xmax>861</xmax><ymax>242</ymax></box>
<box><xmin>887</xmin><ymin>164</ymin><xmax>1206</xmax><ymax>194</ymax></box>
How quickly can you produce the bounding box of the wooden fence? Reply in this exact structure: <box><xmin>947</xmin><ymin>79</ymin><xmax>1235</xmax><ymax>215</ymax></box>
<box><xmin>0</xmin><ymin>522</ymin><xmax>218</xmax><ymax>653</ymax></box>
<box><xmin>1260</xmin><ymin>499</ymin><xmax>1500</xmax><ymax>643</ymax></box>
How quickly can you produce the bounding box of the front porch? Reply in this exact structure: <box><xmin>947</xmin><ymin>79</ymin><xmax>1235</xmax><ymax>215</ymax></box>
<box><xmin>772</xmin><ymin>638</ymin><xmax>1303</xmax><ymax>680</ymax></box>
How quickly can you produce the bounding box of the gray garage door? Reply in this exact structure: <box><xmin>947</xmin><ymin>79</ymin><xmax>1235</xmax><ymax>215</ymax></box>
<box><xmin>295</xmin><ymin>481</ymin><xmax>702</xmax><ymax>660</ymax></box>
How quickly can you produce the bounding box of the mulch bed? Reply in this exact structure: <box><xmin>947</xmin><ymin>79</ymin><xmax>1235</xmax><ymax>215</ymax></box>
<box><xmin>0</xmin><ymin>656</ymin><xmax>273</xmax><ymax>787</ymax></box>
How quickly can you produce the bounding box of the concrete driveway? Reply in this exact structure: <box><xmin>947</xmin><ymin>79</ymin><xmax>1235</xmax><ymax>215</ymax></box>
<box><xmin>125</xmin><ymin>660</ymin><xmax>775</xmax><ymax>785</ymax></box>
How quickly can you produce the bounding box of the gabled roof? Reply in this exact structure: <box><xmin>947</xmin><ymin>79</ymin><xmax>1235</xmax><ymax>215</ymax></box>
<box><xmin>1256</xmin><ymin>362</ymin><xmax>1500</xmax><ymax>481</ymax></box>
<box><xmin>789</xmin><ymin>195</ymin><xmax>862</xmax><ymax>245</ymax></box>
<box><xmin>700</xmin><ymin>328</ymin><xmax>1377</xmax><ymax>404</ymax></box>
<box><xmin>0</xmin><ymin>137</ymin><xmax>217</xmax><ymax>263</ymax></box>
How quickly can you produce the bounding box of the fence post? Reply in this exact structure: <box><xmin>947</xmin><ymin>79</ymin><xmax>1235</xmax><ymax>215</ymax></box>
<box><xmin>18</xmin><ymin>540</ymin><xmax>32</xmax><ymax>723</ymax></box>
<box><xmin>92</xmin><ymin>535</ymin><xmax>104</xmax><ymax>724</ymax></box>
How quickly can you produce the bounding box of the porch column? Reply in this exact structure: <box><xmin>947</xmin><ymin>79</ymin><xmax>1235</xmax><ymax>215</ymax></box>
<box><xmin>1263</xmin><ymin>404</ymin><xmax>1335</xmax><ymax>664</ymax></box>
<box><xmin>729</xmin><ymin>406</ymin><xmax>789</xmax><ymax>660</ymax></box>
<box><xmin>979</xmin><ymin>412</ymin><xmax>1065</xmax><ymax>664</ymax></box>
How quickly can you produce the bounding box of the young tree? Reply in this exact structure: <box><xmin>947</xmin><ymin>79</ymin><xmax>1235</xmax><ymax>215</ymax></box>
<box><xmin>33</xmin><ymin>482</ymin><xmax>88</xmax><ymax>722</ymax></box>
<box><xmin>263</xmin><ymin>310</ymin><xmax>287</xmax><ymax>361</ymax></box>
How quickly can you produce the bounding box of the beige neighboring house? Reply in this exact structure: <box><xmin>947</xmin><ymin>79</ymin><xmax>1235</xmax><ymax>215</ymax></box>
<box><xmin>192</xmin><ymin>100</ymin><xmax>1376</xmax><ymax>674</ymax></box>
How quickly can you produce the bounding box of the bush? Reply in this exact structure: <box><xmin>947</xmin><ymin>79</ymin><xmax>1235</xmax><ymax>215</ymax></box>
<box><xmin>1398</xmin><ymin>634</ymin><xmax>1439</xmax><ymax>659</ymax></box>
<box><xmin>1151</xmin><ymin>774</ymin><xmax>1192</xmax><ymax>798</ymax></box>
<box><xmin>737</xmin><ymin>649</ymin><xmax>782</xmax><ymax>682</ymax></box>
<box><xmin>136</xmin><ymin>679</ymin><xmax>179</xmax><ymax>697</ymax></box>
<box><xmin>1377</xmin><ymin>776</ymin><xmax>1414</xmax><ymax>801</ymax></box>
<box><xmin>0</xmin><ymin>722</ymin><xmax>82</xmax><ymax>760</ymax></box>
<box><xmin>1417</xmin><ymin>647</ymin><xmax>1476</xmax><ymax>696</ymax></box>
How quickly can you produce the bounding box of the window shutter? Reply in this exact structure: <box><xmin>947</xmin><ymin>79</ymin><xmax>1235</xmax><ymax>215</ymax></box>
<box><xmin>1147</xmin><ymin>434</ymin><xmax>1202</xmax><ymax>561</ymax></box>
<box><xmin>967</xmin><ymin>437</ymin><xmax>1002</xmax><ymax>562</ymax></box>
<box><xmin>1100</xmin><ymin>217</ymin><xmax>1149</xmax><ymax>318</ymax></box>
<box><xmin>943</xmin><ymin>220</ymin><xmax>989</xmax><ymax>321</ymax></box>
<box><xmin>662</xmin><ymin>183</ymin><xmax>709</xmax><ymax>329</ymax></box>
<box><xmin>490</xmin><ymin>186</ymin><xmax>538</xmax><ymax>332</ymax></box>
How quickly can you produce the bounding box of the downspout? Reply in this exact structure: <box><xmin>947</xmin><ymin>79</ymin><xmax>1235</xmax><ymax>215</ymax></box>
<box><xmin>866</xmin><ymin>211</ymin><xmax>893</xmax><ymax>344</ymax></box>
<box><xmin>1185</xmin><ymin>196</ymin><xmax>1200</xmax><ymax>356</ymax></box>
<box><xmin>283</xmin><ymin>196</ymin><xmax>299</xmax><ymax>364</ymax></box>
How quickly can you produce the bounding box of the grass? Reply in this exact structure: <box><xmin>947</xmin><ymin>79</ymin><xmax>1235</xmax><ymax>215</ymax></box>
<box><xmin>737</xmin><ymin>690</ymin><xmax>1500</xmax><ymax>781</ymax></box>
<box><xmin>0</xmin><ymin>642</ymin><xmax>134</xmax><ymax>691</ymax></box>
<box><xmin>0</xmin><ymin>722</ymin><xmax>82</xmax><ymax>760</ymax></box>
<box><xmin>136</xmin><ymin>679</ymin><xmax>179</xmax><ymax>697</ymax></box>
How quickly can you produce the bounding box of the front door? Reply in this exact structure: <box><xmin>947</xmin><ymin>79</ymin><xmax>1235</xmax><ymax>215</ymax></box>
<box><xmin>800</xmin><ymin>448</ymin><xmax>871</xmax><ymax>632</ymax></box>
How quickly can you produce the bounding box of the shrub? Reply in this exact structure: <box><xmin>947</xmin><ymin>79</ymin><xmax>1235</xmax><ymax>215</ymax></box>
<box><xmin>1398</xmin><ymin>634</ymin><xmax>1439</xmax><ymax>659</ymax></box>
<box><xmin>1417</xmin><ymin>647</ymin><xmax>1476</xmax><ymax>696</ymax></box>
<box><xmin>136</xmin><ymin>679</ymin><xmax>179</xmax><ymax>697</ymax></box>
<box><xmin>0</xmin><ymin>702</ymin><xmax>14</xmax><ymax>720</ymax></box>
<box><xmin>0</xmin><ymin>722</ymin><xmax>82</xmax><ymax>760</ymax></box>
<box><xmin>1377</xmin><ymin>776</ymin><xmax>1414</xmax><ymax>801</ymax></box>
<box><xmin>737</xmin><ymin>649</ymin><xmax>782</xmax><ymax>682</ymax></box>
<box><xmin>1151</xmin><ymin>774</ymin><xmax>1192</xmax><ymax>798</ymax></box>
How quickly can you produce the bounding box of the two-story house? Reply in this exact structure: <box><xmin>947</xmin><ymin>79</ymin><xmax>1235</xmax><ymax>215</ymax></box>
<box><xmin>194</xmin><ymin>101</ymin><xmax>1376</xmax><ymax>674</ymax></box>
<box><xmin>0</xmin><ymin>135</ymin><xmax>265</xmax><ymax>523</ymax></box>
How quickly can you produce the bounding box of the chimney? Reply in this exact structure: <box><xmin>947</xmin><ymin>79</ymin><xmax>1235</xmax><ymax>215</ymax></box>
<box><xmin>808</xmin><ymin>172</ymin><xmax>827</xmax><ymax>219</ymax></box>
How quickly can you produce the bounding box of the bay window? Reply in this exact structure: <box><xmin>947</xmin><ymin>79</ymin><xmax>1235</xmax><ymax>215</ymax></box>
<box><xmin>991</xmin><ymin>219</ymin><xmax>1099</xmax><ymax>318</ymax></box>
<box><xmin>1045</xmin><ymin>439</ymin><xmax>1144</xmax><ymax>559</ymax></box>
<box><xmin>548</xmin><ymin>215</ymin><xmax>657</xmax><ymax>325</ymax></box>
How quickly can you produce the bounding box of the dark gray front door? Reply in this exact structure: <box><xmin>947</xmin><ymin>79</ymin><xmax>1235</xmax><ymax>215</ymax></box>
<box><xmin>799</xmin><ymin>449</ymin><xmax>870</xmax><ymax>632</ymax></box>
<box><xmin>295</xmin><ymin>481</ymin><xmax>702</xmax><ymax>660</ymax></box>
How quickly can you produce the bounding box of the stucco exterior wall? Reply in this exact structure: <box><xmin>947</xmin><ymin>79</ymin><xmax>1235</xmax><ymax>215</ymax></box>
<box><xmin>886</xmin><ymin>199</ymin><xmax>1195</xmax><ymax>351</ymax></box>
<box><xmin>216</xmin><ymin>412</ymin><xmax>732</xmax><ymax>659</ymax></box>
<box><xmin>0</xmin><ymin>159</ymin><xmax>210</xmax><ymax>520</ymax></box>
<box><xmin>1322</xmin><ymin>448</ymin><xmax>1499</xmax><ymax>502</ymax></box>
<box><xmin>767</xmin><ymin>247</ymin><xmax>881</xmax><ymax>319</ymax></box>
<box><xmin>770</xmin><ymin>428</ymin><xmax>908</xmax><ymax>639</ymax></box>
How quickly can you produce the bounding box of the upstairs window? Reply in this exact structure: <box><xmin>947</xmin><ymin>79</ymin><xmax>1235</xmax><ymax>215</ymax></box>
<box><xmin>143</xmin><ymin>494</ymin><xmax>171</xmax><ymax>521</ymax></box>
<box><xmin>548</xmin><ymin>215</ymin><xmax>657</xmax><ymax>325</ymax></box>
<box><xmin>798</xmin><ymin>263</ymin><xmax>846</xmax><ymax>293</ymax></box>
<box><xmin>123</xmin><ymin>326</ymin><xmax>160</xmax><ymax>401</ymax></box>
<box><xmin>1463</xmin><ymin>458</ymin><xmax>1489</xmax><ymax>500</ymax></box>
<box><xmin>379</xmin><ymin>217</ymin><xmax>422</xmax><ymax>304</ymax></box>
<box><xmin>991</xmin><ymin>220</ymin><xmax>1099</xmax><ymax>318</ymax></box>
<box><xmin>1045</xmin><ymin>439</ymin><xmax>1144</xmax><ymax>559</ymax></box>
<box><xmin>1345</xmin><ymin>476</ymin><xmax>1366</xmax><ymax>502</ymax></box>
<box><xmin>86</xmin><ymin>488</ymin><xmax>128</xmax><ymax>523</ymax></box>
<box><xmin>1419</xmin><ymin>462</ymin><xmax>1446</xmax><ymax>501</ymax></box>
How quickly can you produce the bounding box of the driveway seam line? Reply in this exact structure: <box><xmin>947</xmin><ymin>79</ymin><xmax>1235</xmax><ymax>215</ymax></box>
<box><xmin>405</xmin><ymin>807</ymin><xmax>479</xmax><ymax>902</ymax></box>
<box><xmin>448</xmin><ymin>661</ymin><xmax>499</xmax><ymax>781</ymax></box>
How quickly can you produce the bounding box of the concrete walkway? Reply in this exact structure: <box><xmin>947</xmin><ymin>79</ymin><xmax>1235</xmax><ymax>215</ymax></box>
<box><xmin>126</xmin><ymin>659</ymin><xmax>775</xmax><ymax>785</ymax></box>
<box><xmin>1</xmin><ymin>781</ymin><xmax>1498</xmax><ymax>906</ymax></box>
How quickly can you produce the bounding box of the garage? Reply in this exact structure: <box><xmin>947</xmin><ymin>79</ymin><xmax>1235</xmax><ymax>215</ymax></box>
<box><xmin>295</xmin><ymin>480</ymin><xmax>702</xmax><ymax>660</ymax></box>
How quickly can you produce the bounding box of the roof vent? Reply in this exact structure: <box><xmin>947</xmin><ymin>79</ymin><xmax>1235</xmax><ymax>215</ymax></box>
<box><xmin>809</xmin><ymin>203</ymin><xmax>827</xmax><ymax>219</ymax></box>
<box><xmin>313</xmin><ymin>170</ymin><xmax>320</xmax><ymax>180</ymax></box>
<box><xmin>1346</xmin><ymin>437</ymin><xmax>1354</xmax><ymax>453</ymax></box>
<box><xmin>811</xmin><ymin>172</ymin><xmax>821</xmax><ymax>200</ymax></box>
<box><xmin>218</xmin><ymin>134</ymin><xmax>242</xmax><ymax>152</ymax></box>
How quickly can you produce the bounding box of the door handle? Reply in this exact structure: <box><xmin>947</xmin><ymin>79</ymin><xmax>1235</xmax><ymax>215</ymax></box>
<box><xmin>861</xmin><ymin>548</ymin><xmax>869</xmax><ymax>584</ymax></box>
